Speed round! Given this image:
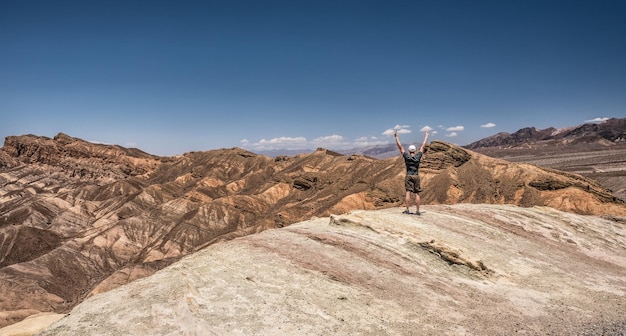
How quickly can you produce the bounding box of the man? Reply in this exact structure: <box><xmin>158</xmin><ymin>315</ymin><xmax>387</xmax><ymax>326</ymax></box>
<box><xmin>394</xmin><ymin>129</ymin><xmax>429</xmax><ymax>215</ymax></box>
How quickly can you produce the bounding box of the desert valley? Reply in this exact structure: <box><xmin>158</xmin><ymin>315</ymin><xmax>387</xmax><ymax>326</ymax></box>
<box><xmin>1</xmin><ymin>119</ymin><xmax>625</xmax><ymax>335</ymax></box>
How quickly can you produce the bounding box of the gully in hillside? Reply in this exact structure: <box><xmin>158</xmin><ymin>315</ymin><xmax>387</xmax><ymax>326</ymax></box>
<box><xmin>394</xmin><ymin>129</ymin><xmax>429</xmax><ymax>215</ymax></box>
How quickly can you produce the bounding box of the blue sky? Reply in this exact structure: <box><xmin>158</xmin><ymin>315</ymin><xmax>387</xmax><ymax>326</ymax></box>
<box><xmin>2</xmin><ymin>0</ymin><xmax>625</xmax><ymax>156</ymax></box>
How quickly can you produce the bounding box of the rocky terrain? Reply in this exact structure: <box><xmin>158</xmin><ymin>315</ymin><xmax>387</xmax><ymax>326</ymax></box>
<box><xmin>1</xmin><ymin>133</ymin><xmax>625</xmax><ymax>333</ymax></box>
<box><xmin>465</xmin><ymin>118</ymin><xmax>626</xmax><ymax>202</ymax></box>
<box><xmin>471</xmin><ymin>143</ymin><xmax>626</xmax><ymax>201</ymax></box>
<box><xmin>34</xmin><ymin>205</ymin><xmax>626</xmax><ymax>335</ymax></box>
<box><xmin>339</xmin><ymin>118</ymin><xmax>626</xmax><ymax>203</ymax></box>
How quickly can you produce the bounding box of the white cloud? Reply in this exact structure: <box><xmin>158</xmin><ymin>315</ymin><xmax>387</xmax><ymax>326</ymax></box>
<box><xmin>251</xmin><ymin>136</ymin><xmax>308</xmax><ymax>150</ymax></box>
<box><xmin>354</xmin><ymin>138</ymin><xmax>390</xmax><ymax>147</ymax></box>
<box><xmin>313</xmin><ymin>134</ymin><xmax>391</xmax><ymax>150</ymax></box>
<box><xmin>446</xmin><ymin>126</ymin><xmax>464</xmax><ymax>131</ymax></box>
<box><xmin>353</xmin><ymin>135</ymin><xmax>389</xmax><ymax>147</ymax></box>
<box><xmin>445</xmin><ymin>132</ymin><xmax>458</xmax><ymax>137</ymax></box>
<box><xmin>313</xmin><ymin>134</ymin><xmax>344</xmax><ymax>142</ymax></box>
<box><xmin>420</xmin><ymin>125</ymin><xmax>433</xmax><ymax>132</ymax></box>
<box><xmin>585</xmin><ymin>117</ymin><xmax>609</xmax><ymax>124</ymax></box>
<box><xmin>383</xmin><ymin>124</ymin><xmax>412</xmax><ymax>137</ymax></box>
<box><xmin>259</xmin><ymin>136</ymin><xmax>307</xmax><ymax>145</ymax></box>
<box><xmin>125</xmin><ymin>142</ymin><xmax>138</xmax><ymax>148</ymax></box>
<box><xmin>481</xmin><ymin>122</ymin><xmax>496</xmax><ymax>128</ymax></box>
<box><xmin>312</xmin><ymin>134</ymin><xmax>345</xmax><ymax>147</ymax></box>
<box><xmin>246</xmin><ymin>132</ymin><xmax>396</xmax><ymax>152</ymax></box>
<box><xmin>354</xmin><ymin>136</ymin><xmax>378</xmax><ymax>142</ymax></box>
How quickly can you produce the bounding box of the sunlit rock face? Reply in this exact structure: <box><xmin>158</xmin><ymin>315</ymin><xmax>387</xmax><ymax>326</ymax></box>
<box><xmin>1</xmin><ymin>133</ymin><xmax>624</xmax><ymax>330</ymax></box>
<box><xmin>40</xmin><ymin>205</ymin><xmax>626</xmax><ymax>336</ymax></box>
<box><xmin>463</xmin><ymin>117</ymin><xmax>626</xmax><ymax>203</ymax></box>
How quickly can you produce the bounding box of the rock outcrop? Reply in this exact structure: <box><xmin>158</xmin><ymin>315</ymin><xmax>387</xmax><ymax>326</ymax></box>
<box><xmin>1</xmin><ymin>133</ymin><xmax>625</xmax><ymax>329</ymax></box>
<box><xmin>38</xmin><ymin>205</ymin><xmax>626</xmax><ymax>336</ymax></box>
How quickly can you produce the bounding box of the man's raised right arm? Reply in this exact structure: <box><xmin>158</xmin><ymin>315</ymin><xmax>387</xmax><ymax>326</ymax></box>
<box><xmin>394</xmin><ymin>130</ymin><xmax>405</xmax><ymax>154</ymax></box>
<box><xmin>420</xmin><ymin>130</ymin><xmax>430</xmax><ymax>152</ymax></box>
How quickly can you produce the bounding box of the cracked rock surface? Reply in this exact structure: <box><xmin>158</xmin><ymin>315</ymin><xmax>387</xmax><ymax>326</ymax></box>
<box><xmin>40</xmin><ymin>205</ymin><xmax>626</xmax><ymax>336</ymax></box>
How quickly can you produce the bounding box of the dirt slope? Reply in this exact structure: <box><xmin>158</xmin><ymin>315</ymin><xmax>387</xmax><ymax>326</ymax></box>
<box><xmin>472</xmin><ymin>143</ymin><xmax>626</xmax><ymax>203</ymax></box>
<box><xmin>36</xmin><ymin>205</ymin><xmax>626</xmax><ymax>336</ymax></box>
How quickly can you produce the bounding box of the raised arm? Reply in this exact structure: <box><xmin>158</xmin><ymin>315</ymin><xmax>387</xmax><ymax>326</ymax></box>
<box><xmin>394</xmin><ymin>130</ymin><xmax>405</xmax><ymax>154</ymax></box>
<box><xmin>419</xmin><ymin>130</ymin><xmax>430</xmax><ymax>152</ymax></box>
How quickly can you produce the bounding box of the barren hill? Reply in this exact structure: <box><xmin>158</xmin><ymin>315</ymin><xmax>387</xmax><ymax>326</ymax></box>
<box><xmin>463</xmin><ymin>119</ymin><xmax>626</xmax><ymax>202</ymax></box>
<box><xmin>36</xmin><ymin>205</ymin><xmax>626</xmax><ymax>335</ymax></box>
<box><xmin>1</xmin><ymin>133</ymin><xmax>625</xmax><ymax>331</ymax></box>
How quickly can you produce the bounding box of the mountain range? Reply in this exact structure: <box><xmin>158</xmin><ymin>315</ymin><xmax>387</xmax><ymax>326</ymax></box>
<box><xmin>461</xmin><ymin>117</ymin><xmax>626</xmax><ymax>204</ymax></box>
<box><xmin>1</xmin><ymin>132</ymin><xmax>625</xmax><ymax>334</ymax></box>
<box><xmin>464</xmin><ymin>117</ymin><xmax>626</xmax><ymax>150</ymax></box>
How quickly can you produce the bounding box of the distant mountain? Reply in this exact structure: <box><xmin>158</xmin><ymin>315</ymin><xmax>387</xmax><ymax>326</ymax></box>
<box><xmin>464</xmin><ymin>117</ymin><xmax>626</xmax><ymax>149</ymax></box>
<box><xmin>462</xmin><ymin>118</ymin><xmax>626</xmax><ymax>203</ymax></box>
<box><xmin>338</xmin><ymin>143</ymin><xmax>398</xmax><ymax>159</ymax></box>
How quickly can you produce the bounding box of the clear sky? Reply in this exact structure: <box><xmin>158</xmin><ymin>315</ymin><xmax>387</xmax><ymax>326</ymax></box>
<box><xmin>2</xmin><ymin>0</ymin><xmax>625</xmax><ymax>156</ymax></box>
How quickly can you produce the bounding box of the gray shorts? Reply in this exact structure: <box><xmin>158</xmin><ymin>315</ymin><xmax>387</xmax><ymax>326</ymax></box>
<box><xmin>404</xmin><ymin>174</ymin><xmax>422</xmax><ymax>193</ymax></box>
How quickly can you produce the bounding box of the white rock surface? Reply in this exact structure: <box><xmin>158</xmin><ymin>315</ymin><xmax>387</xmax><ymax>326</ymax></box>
<box><xmin>38</xmin><ymin>205</ymin><xmax>626</xmax><ymax>335</ymax></box>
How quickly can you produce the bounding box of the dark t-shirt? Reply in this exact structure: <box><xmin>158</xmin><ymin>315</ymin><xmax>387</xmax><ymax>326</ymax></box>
<box><xmin>403</xmin><ymin>151</ymin><xmax>422</xmax><ymax>175</ymax></box>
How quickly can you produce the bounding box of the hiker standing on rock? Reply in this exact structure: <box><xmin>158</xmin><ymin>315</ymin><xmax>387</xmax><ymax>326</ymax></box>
<box><xmin>394</xmin><ymin>129</ymin><xmax>429</xmax><ymax>215</ymax></box>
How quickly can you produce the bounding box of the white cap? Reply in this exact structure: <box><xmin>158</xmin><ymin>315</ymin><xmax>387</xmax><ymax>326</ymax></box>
<box><xmin>408</xmin><ymin>145</ymin><xmax>416</xmax><ymax>152</ymax></box>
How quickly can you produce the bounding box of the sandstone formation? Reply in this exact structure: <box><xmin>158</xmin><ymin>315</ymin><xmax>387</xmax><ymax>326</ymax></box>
<box><xmin>39</xmin><ymin>205</ymin><xmax>626</xmax><ymax>335</ymax></box>
<box><xmin>1</xmin><ymin>133</ymin><xmax>625</xmax><ymax>330</ymax></box>
<box><xmin>462</xmin><ymin>117</ymin><xmax>626</xmax><ymax>203</ymax></box>
<box><xmin>472</xmin><ymin>143</ymin><xmax>626</xmax><ymax>203</ymax></box>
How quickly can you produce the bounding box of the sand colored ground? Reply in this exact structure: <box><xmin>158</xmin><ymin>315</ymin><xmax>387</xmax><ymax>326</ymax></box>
<box><xmin>0</xmin><ymin>313</ymin><xmax>64</xmax><ymax>336</ymax></box>
<box><xmin>33</xmin><ymin>204</ymin><xmax>626</xmax><ymax>336</ymax></box>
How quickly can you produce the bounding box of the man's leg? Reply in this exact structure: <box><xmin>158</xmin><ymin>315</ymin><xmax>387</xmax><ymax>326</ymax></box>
<box><xmin>415</xmin><ymin>193</ymin><xmax>421</xmax><ymax>214</ymax></box>
<box><xmin>405</xmin><ymin>191</ymin><xmax>412</xmax><ymax>212</ymax></box>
